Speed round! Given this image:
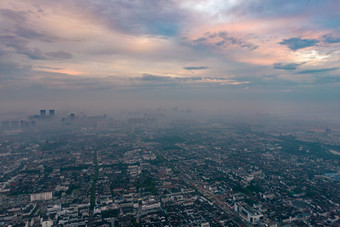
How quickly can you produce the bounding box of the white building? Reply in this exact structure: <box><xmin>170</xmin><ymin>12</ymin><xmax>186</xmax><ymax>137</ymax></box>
<box><xmin>234</xmin><ymin>202</ymin><xmax>263</xmax><ymax>224</ymax></box>
<box><xmin>201</xmin><ymin>222</ymin><xmax>210</xmax><ymax>227</ymax></box>
<box><xmin>41</xmin><ymin>220</ymin><xmax>53</xmax><ymax>227</ymax></box>
<box><xmin>30</xmin><ymin>192</ymin><xmax>52</xmax><ymax>202</ymax></box>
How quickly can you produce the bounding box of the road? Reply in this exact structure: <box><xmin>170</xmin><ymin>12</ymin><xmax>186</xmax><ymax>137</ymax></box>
<box><xmin>155</xmin><ymin>151</ymin><xmax>248</xmax><ymax>227</ymax></box>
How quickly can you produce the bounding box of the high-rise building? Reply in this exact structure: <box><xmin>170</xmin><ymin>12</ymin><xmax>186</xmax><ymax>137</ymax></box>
<box><xmin>40</xmin><ymin>109</ymin><xmax>46</xmax><ymax>117</ymax></box>
<box><xmin>49</xmin><ymin>109</ymin><xmax>55</xmax><ymax>117</ymax></box>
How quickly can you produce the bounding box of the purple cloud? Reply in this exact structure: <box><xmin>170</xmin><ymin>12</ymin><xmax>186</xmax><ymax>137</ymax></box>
<box><xmin>183</xmin><ymin>66</ymin><xmax>208</xmax><ymax>70</ymax></box>
<box><xmin>46</xmin><ymin>51</ymin><xmax>73</xmax><ymax>59</ymax></box>
<box><xmin>279</xmin><ymin>38</ymin><xmax>319</xmax><ymax>51</ymax></box>
<box><xmin>274</xmin><ymin>63</ymin><xmax>301</xmax><ymax>70</ymax></box>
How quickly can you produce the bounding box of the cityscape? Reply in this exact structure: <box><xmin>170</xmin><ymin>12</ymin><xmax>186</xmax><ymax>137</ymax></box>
<box><xmin>0</xmin><ymin>109</ymin><xmax>339</xmax><ymax>226</ymax></box>
<box><xmin>1</xmin><ymin>0</ymin><xmax>340</xmax><ymax>226</ymax></box>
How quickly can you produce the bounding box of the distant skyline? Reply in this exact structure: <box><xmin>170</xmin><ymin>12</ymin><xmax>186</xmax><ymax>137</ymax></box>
<box><xmin>1</xmin><ymin>1</ymin><xmax>340</xmax><ymax>116</ymax></box>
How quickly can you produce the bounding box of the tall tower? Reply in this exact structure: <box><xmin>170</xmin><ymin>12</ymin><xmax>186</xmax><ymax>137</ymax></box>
<box><xmin>49</xmin><ymin>109</ymin><xmax>55</xmax><ymax>117</ymax></box>
<box><xmin>40</xmin><ymin>109</ymin><xmax>46</xmax><ymax>118</ymax></box>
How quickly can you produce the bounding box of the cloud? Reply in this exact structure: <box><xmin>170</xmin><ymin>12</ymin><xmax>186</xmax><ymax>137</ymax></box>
<box><xmin>34</xmin><ymin>66</ymin><xmax>63</xmax><ymax>70</ymax></box>
<box><xmin>73</xmin><ymin>0</ymin><xmax>186</xmax><ymax>37</ymax></box>
<box><xmin>37</xmin><ymin>75</ymin><xmax>116</xmax><ymax>90</ymax></box>
<box><xmin>183</xmin><ymin>66</ymin><xmax>208</xmax><ymax>70</ymax></box>
<box><xmin>0</xmin><ymin>35</ymin><xmax>46</xmax><ymax>59</ymax></box>
<box><xmin>0</xmin><ymin>9</ymin><xmax>56</xmax><ymax>43</ymax></box>
<box><xmin>32</xmin><ymin>4</ymin><xmax>45</xmax><ymax>14</ymax></box>
<box><xmin>0</xmin><ymin>58</ymin><xmax>39</xmax><ymax>91</ymax></box>
<box><xmin>193</xmin><ymin>37</ymin><xmax>207</xmax><ymax>43</ymax></box>
<box><xmin>0</xmin><ymin>35</ymin><xmax>27</xmax><ymax>49</ymax></box>
<box><xmin>46</xmin><ymin>51</ymin><xmax>73</xmax><ymax>59</ymax></box>
<box><xmin>279</xmin><ymin>38</ymin><xmax>319</xmax><ymax>51</ymax></box>
<box><xmin>136</xmin><ymin>74</ymin><xmax>249</xmax><ymax>87</ymax></box>
<box><xmin>0</xmin><ymin>34</ymin><xmax>72</xmax><ymax>60</ymax></box>
<box><xmin>323</xmin><ymin>34</ymin><xmax>340</xmax><ymax>44</ymax></box>
<box><xmin>297</xmin><ymin>67</ymin><xmax>338</xmax><ymax>74</ymax></box>
<box><xmin>21</xmin><ymin>48</ymin><xmax>47</xmax><ymax>60</ymax></box>
<box><xmin>203</xmin><ymin>0</ymin><xmax>340</xmax><ymax>21</ymax></box>
<box><xmin>188</xmin><ymin>31</ymin><xmax>257</xmax><ymax>50</ymax></box>
<box><xmin>314</xmin><ymin>75</ymin><xmax>340</xmax><ymax>84</ymax></box>
<box><xmin>273</xmin><ymin>63</ymin><xmax>301</xmax><ymax>70</ymax></box>
<box><xmin>0</xmin><ymin>8</ymin><xmax>27</xmax><ymax>23</ymax></box>
<box><xmin>140</xmin><ymin>74</ymin><xmax>171</xmax><ymax>82</ymax></box>
<box><xmin>15</xmin><ymin>27</ymin><xmax>45</xmax><ymax>40</ymax></box>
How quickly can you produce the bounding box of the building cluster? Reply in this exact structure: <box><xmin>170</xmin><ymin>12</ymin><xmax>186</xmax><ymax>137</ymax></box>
<box><xmin>0</xmin><ymin>111</ymin><xmax>340</xmax><ymax>226</ymax></box>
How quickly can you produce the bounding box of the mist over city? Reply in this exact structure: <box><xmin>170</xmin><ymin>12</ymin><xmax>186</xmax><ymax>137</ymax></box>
<box><xmin>1</xmin><ymin>1</ymin><xmax>340</xmax><ymax>227</ymax></box>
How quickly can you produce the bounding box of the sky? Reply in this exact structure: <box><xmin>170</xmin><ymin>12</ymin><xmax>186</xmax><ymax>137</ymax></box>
<box><xmin>1</xmin><ymin>0</ymin><xmax>340</xmax><ymax>116</ymax></box>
